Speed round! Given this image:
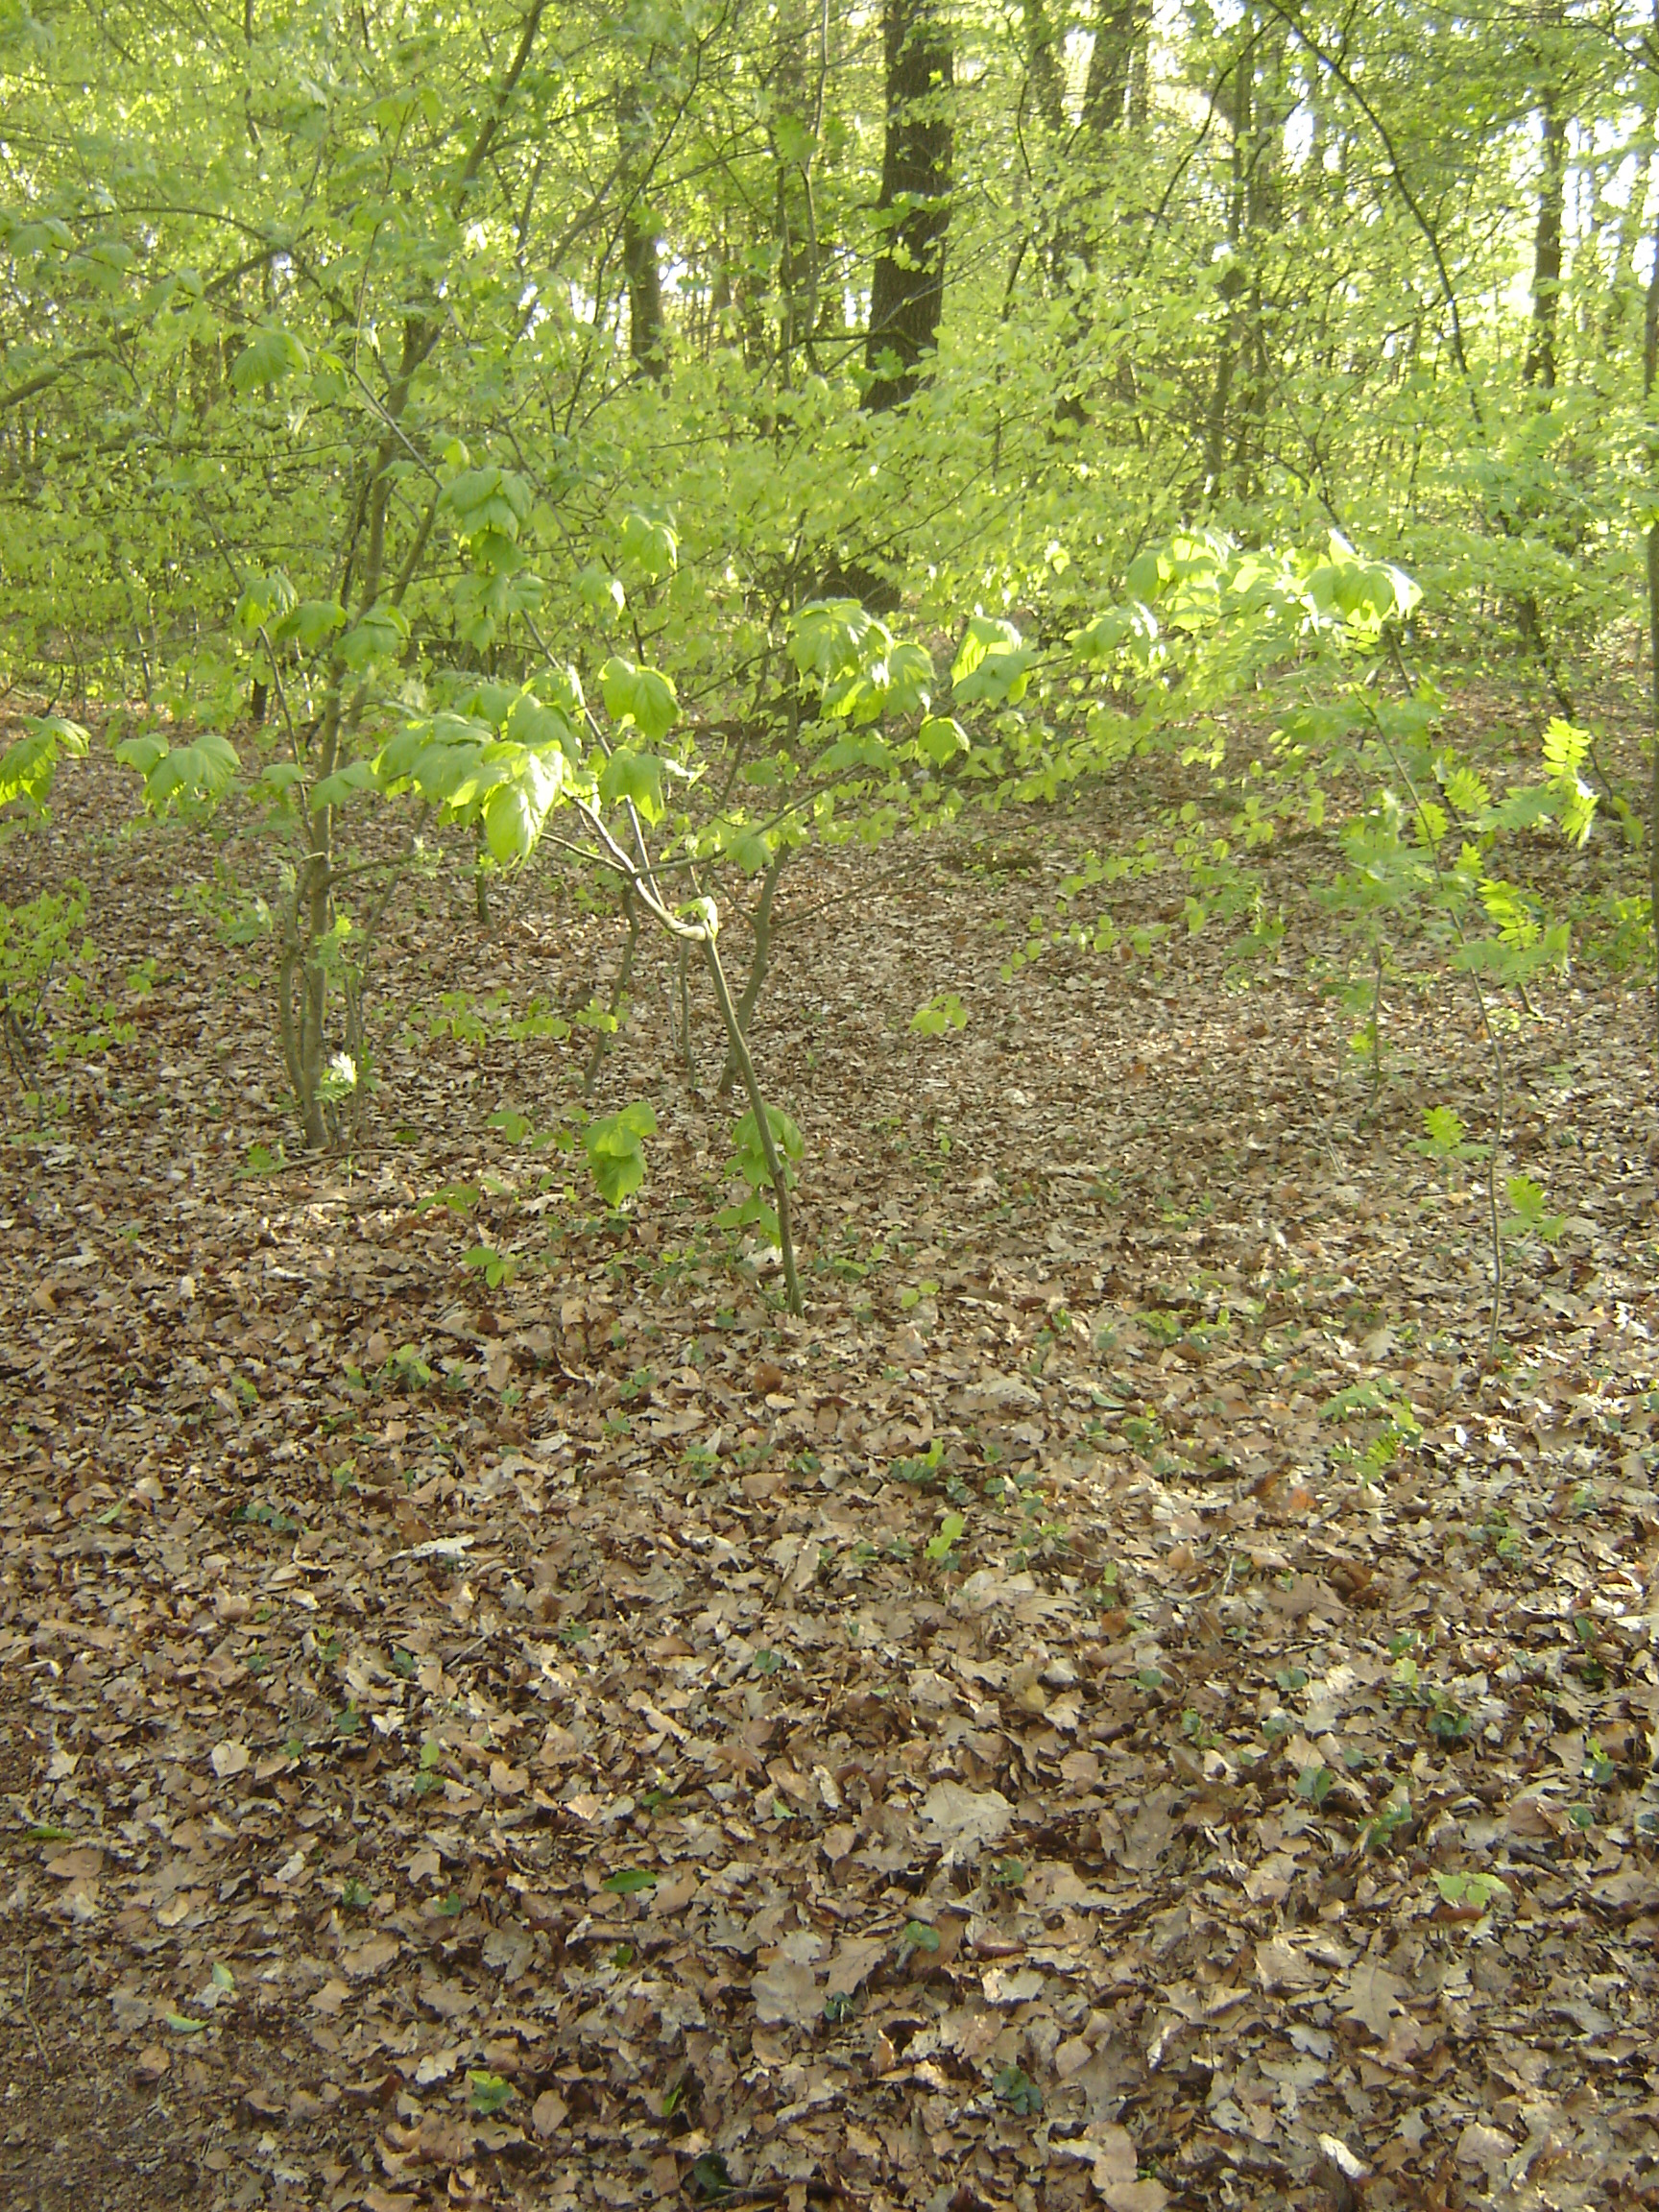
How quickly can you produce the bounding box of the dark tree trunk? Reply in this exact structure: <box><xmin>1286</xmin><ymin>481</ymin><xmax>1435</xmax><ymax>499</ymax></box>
<box><xmin>864</xmin><ymin>0</ymin><xmax>953</xmax><ymax>413</ymax></box>
<box><xmin>618</xmin><ymin>77</ymin><xmax>667</xmax><ymax>379</ymax></box>
<box><xmin>1524</xmin><ymin>90</ymin><xmax>1566</xmax><ymax>392</ymax></box>
<box><xmin>1022</xmin><ymin>0</ymin><xmax>1067</xmax><ymax>132</ymax></box>
<box><xmin>624</xmin><ymin>208</ymin><xmax>667</xmax><ymax>377</ymax></box>
<box><xmin>1084</xmin><ymin>0</ymin><xmax>1149</xmax><ymax>135</ymax></box>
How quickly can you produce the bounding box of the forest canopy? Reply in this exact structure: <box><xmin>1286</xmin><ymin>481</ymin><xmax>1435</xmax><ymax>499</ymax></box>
<box><xmin>0</xmin><ymin>0</ymin><xmax>1651</xmax><ymax>705</ymax></box>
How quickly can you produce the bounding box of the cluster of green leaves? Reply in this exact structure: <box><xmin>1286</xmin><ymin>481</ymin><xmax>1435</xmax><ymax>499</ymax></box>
<box><xmin>0</xmin><ymin>882</ymin><xmax>135</xmax><ymax>1092</ymax></box>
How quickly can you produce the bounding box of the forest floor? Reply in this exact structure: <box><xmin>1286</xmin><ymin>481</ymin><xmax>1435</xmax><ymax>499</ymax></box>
<box><xmin>3</xmin><ymin>709</ymin><xmax>1659</xmax><ymax>2212</ymax></box>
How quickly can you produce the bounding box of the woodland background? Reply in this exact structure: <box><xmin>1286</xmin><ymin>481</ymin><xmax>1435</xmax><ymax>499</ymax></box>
<box><xmin>3</xmin><ymin>5</ymin><xmax>1659</xmax><ymax>2212</ymax></box>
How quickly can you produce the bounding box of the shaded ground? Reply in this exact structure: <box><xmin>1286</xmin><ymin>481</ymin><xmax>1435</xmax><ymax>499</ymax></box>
<box><xmin>3</xmin><ymin>730</ymin><xmax>1659</xmax><ymax>2212</ymax></box>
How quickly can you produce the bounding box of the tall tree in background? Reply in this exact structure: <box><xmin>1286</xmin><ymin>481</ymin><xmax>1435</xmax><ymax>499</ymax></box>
<box><xmin>1524</xmin><ymin>8</ymin><xmax>1569</xmax><ymax>393</ymax></box>
<box><xmin>619</xmin><ymin>72</ymin><xmax>668</xmax><ymax>378</ymax></box>
<box><xmin>1084</xmin><ymin>0</ymin><xmax>1150</xmax><ymax>133</ymax></box>
<box><xmin>865</xmin><ymin>0</ymin><xmax>954</xmax><ymax>412</ymax></box>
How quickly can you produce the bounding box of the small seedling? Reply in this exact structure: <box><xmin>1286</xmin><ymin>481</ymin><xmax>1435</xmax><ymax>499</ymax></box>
<box><xmin>1433</xmin><ymin>1868</ymin><xmax>1508</xmax><ymax>1912</ymax></box>
<box><xmin>468</xmin><ymin>2071</ymin><xmax>515</xmax><ymax>2116</ymax></box>
<box><xmin>910</xmin><ymin>993</ymin><xmax>967</xmax><ymax>1036</ymax></box>
<box><xmin>924</xmin><ymin>1511</ymin><xmax>965</xmax><ymax>1564</ymax></box>
<box><xmin>994</xmin><ymin>2063</ymin><xmax>1041</xmax><ymax>2114</ymax></box>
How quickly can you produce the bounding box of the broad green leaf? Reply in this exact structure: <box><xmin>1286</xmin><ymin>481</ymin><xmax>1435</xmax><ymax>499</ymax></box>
<box><xmin>577</xmin><ymin>564</ymin><xmax>626</xmax><ymax>615</ymax></box>
<box><xmin>469</xmin><ymin>2070</ymin><xmax>516</xmax><ymax>2116</ymax></box>
<box><xmin>789</xmin><ymin>597</ymin><xmax>878</xmax><ymax>682</ymax></box>
<box><xmin>0</xmin><ymin>731</ymin><xmax>62</xmax><ymax>811</ymax></box>
<box><xmin>505</xmin><ymin>692</ymin><xmax>580</xmax><ymax>756</ymax></box>
<box><xmin>310</xmin><ymin>757</ymin><xmax>379</xmax><ymax>809</ymax></box>
<box><xmin>340</xmin><ymin>602</ymin><xmax>409</xmax><ymax>671</ymax></box>
<box><xmin>1433</xmin><ymin>1869</ymin><xmax>1508</xmax><ymax>1910</ymax></box>
<box><xmin>123</xmin><ymin>733</ymin><xmax>240</xmax><ymax>812</ymax></box>
<box><xmin>924</xmin><ymin>1513</ymin><xmax>965</xmax><ymax>1560</ymax></box>
<box><xmin>1070</xmin><ymin>601</ymin><xmax>1159</xmax><ymax>666</ymax></box>
<box><xmin>599</xmin><ymin>657</ymin><xmax>679</xmax><ymax>744</ymax></box>
<box><xmin>26</xmin><ymin>713</ymin><xmax>89</xmax><ymax>757</ymax></box>
<box><xmin>598</xmin><ymin>746</ymin><xmax>666</xmax><ymax>824</ymax></box>
<box><xmin>620</xmin><ymin>510</ymin><xmax>677</xmax><ymax>580</ymax></box>
<box><xmin>271</xmin><ymin>598</ymin><xmax>347</xmax><ymax>651</ymax></box>
<box><xmin>601</xmin><ymin>1866</ymin><xmax>658</xmax><ymax>1893</ymax></box>
<box><xmin>916</xmin><ymin>715</ymin><xmax>968</xmax><ymax>764</ymax></box>
<box><xmin>951</xmin><ymin>615</ymin><xmax>1032</xmax><ymax>706</ymax></box>
<box><xmin>440</xmin><ymin>465</ymin><xmax>532</xmax><ymax>542</ymax></box>
<box><xmin>585</xmin><ymin>1101</ymin><xmax>657</xmax><ymax>1207</ymax></box>
<box><xmin>113</xmin><ymin>733</ymin><xmax>169</xmax><ymax>778</ymax></box>
<box><xmin>229</xmin><ymin>325</ymin><xmax>309</xmax><ymax>390</ymax></box>
<box><xmin>911</xmin><ymin>992</ymin><xmax>966</xmax><ymax>1035</ymax></box>
<box><xmin>814</xmin><ymin>733</ymin><xmax>890</xmax><ymax>776</ymax></box>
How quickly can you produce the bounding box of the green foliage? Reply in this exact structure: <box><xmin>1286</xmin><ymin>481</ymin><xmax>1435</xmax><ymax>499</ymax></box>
<box><xmin>0</xmin><ymin>884</ymin><xmax>134</xmax><ymax>1088</ymax></box>
<box><xmin>1501</xmin><ymin>1174</ymin><xmax>1565</xmax><ymax>1245</ymax></box>
<box><xmin>467</xmin><ymin>2071</ymin><xmax>515</xmax><ymax>2117</ymax></box>
<box><xmin>585</xmin><ymin>1100</ymin><xmax>658</xmax><ymax>1209</ymax></box>
<box><xmin>1413</xmin><ymin>1106</ymin><xmax>1486</xmax><ymax>1170</ymax></box>
<box><xmin>601</xmin><ymin>1867</ymin><xmax>658</xmax><ymax>1894</ymax></box>
<box><xmin>924</xmin><ymin>1512</ymin><xmax>966</xmax><ymax>1563</ymax></box>
<box><xmin>911</xmin><ymin>993</ymin><xmax>967</xmax><ymax>1036</ymax></box>
<box><xmin>115</xmin><ymin>732</ymin><xmax>241</xmax><ymax>813</ymax></box>
<box><xmin>0</xmin><ymin>714</ymin><xmax>88</xmax><ymax>819</ymax></box>
<box><xmin>717</xmin><ymin>1103</ymin><xmax>804</xmax><ymax>1249</ymax></box>
<box><xmin>994</xmin><ymin>2063</ymin><xmax>1042</xmax><ymax>2115</ymax></box>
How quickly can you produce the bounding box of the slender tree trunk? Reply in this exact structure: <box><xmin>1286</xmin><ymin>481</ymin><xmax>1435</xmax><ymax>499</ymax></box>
<box><xmin>619</xmin><ymin>80</ymin><xmax>667</xmax><ymax>378</ymax></box>
<box><xmin>718</xmin><ymin>848</ymin><xmax>788</xmax><ymax>1095</ymax></box>
<box><xmin>1525</xmin><ymin>88</ymin><xmax>1567</xmax><ymax>392</ymax></box>
<box><xmin>1232</xmin><ymin>22</ymin><xmax>1285</xmax><ymax>501</ymax></box>
<box><xmin>623</xmin><ymin>211</ymin><xmax>666</xmax><ymax>376</ymax></box>
<box><xmin>1644</xmin><ymin>200</ymin><xmax>1659</xmax><ymax>1056</ymax></box>
<box><xmin>1203</xmin><ymin>52</ymin><xmax>1249</xmax><ymax>498</ymax></box>
<box><xmin>865</xmin><ymin>0</ymin><xmax>953</xmax><ymax>413</ymax></box>
<box><xmin>1084</xmin><ymin>0</ymin><xmax>1148</xmax><ymax>134</ymax></box>
<box><xmin>1022</xmin><ymin>0</ymin><xmax>1067</xmax><ymax>132</ymax></box>
<box><xmin>1601</xmin><ymin>120</ymin><xmax>1653</xmax><ymax>356</ymax></box>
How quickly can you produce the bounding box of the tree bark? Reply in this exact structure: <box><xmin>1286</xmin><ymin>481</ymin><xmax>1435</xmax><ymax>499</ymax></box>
<box><xmin>619</xmin><ymin>80</ymin><xmax>667</xmax><ymax>378</ymax></box>
<box><xmin>1084</xmin><ymin>0</ymin><xmax>1149</xmax><ymax>134</ymax></box>
<box><xmin>864</xmin><ymin>0</ymin><xmax>953</xmax><ymax>413</ymax></box>
<box><xmin>1022</xmin><ymin>0</ymin><xmax>1067</xmax><ymax>132</ymax></box>
<box><xmin>1524</xmin><ymin>87</ymin><xmax>1566</xmax><ymax>391</ymax></box>
<box><xmin>1644</xmin><ymin>196</ymin><xmax>1659</xmax><ymax>1056</ymax></box>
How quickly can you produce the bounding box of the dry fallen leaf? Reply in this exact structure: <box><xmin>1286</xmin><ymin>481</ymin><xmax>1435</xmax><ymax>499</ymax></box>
<box><xmin>917</xmin><ymin>1781</ymin><xmax>1013</xmax><ymax>1858</ymax></box>
<box><xmin>1340</xmin><ymin>1960</ymin><xmax>1407</xmax><ymax>2039</ymax></box>
<box><xmin>751</xmin><ymin>1959</ymin><xmax>822</xmax><ymax>2027</ymax></box>
<box><xmin>530</xmin><ymin>2089</ymin><xmax>567</xmax><ymax>2137</ymax></box>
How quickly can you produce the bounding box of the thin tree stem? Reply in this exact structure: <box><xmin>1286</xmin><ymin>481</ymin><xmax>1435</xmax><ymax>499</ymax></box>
<box><xmin>702</xmin><ymin>934</ymin><xmax>802</xmax><ymax>1316</ymax></box>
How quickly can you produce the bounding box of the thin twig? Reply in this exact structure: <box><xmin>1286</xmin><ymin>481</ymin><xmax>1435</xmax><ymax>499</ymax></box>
<box><xmin>21</xmin><ymin>1956</ymin><xmax>47</xmax><ymax>2062</ymax></box>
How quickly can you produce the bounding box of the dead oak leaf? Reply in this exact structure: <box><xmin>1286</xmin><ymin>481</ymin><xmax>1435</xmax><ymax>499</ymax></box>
<box><xmin>917</xmin><ymin>1781</ymin><xmax>1013</xmax><ymax>1861</ymax></box>
<box><xmin>751</xmin><ymin>1959</ymin><xmax>822</xmax><ymax>2027</ymax></box>
<box><xmin>1340</xmin><ymin>1960</ymin><xmax>1407</xmax><ymax>2039</ymax></box>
